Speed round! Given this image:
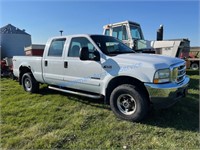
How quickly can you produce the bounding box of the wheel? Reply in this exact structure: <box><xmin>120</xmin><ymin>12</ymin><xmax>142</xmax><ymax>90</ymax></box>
<box><xmin>22</xmin><ymin>73</ymin><xmax>39</xmax><ymax>93</ymax></box>
<box><xmin>110</xmin><ymin>84</ymin><xmax>148</xmax><ymax>122</ymax></box>
<box><xmin>190</xmin><ymin>62</ymin><xmax>199</xmax><ymax>70</ymax></box>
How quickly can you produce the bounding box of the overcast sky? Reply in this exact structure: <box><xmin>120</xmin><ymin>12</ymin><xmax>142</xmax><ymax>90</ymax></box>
<box><xmin>1</xmin><ymin>0</ymin><xmax>199</xmax><ymax>46</ymax></box>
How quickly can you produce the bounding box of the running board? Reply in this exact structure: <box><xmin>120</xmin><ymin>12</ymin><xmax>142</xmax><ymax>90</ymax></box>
<box><xmin>48</xmin><ymin>86</ymin><xmax>103</xmax><ymax>99</ymax></box>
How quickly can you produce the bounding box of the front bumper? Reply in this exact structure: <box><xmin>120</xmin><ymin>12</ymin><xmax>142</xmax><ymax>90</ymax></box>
<box><xmin>144</xmin><ymin>76</ymin><xmax>190</xmax><ymax>108</ymax></box>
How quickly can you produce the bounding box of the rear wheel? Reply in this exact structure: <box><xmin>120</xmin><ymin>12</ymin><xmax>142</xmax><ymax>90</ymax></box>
<box><xmin>22</xmin><ymin>73</ymin><xmax>39</xmax><ymax>93</ymax></box>
<box><xmin>110</xmin><ymin>84</ymin><xmax>149</xmax><ymax>122</ymax></box>
<box><xmin>190</xmin><ymin>62</ymin><xmax>199</xmax><ymax>70</ymax></box>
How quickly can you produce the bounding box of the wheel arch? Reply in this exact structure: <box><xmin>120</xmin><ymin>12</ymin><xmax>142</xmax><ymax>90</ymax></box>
<box><xmin>105</xmin><ymin>76</ymin><xmax>150</xmax><ymax>104</ymax></box>
<box><xmin>19</xmin><ymin>65</ymin><xmax>33</xmax><ymax>85</ymax></box>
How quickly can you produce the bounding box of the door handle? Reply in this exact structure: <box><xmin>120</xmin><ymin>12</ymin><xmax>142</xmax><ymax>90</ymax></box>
<box><xmin>64</xmin><ymin>61</ymin><xmax>68</xmax><ymax>68</ymax></box>
<box><xmin>44</xmin><ymin>60</ymin><xmax>48</xmax><ymax>66</ymax></box>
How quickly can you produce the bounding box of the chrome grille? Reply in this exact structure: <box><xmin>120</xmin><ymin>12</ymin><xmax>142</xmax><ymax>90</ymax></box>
<box><xmin>171</xmin><ymin>62</ymin><xmax>186</xmax><ymax>83</ymax></box>
<box><xmin>177</xmin><ymin>64</ymin><xmax>186</xmax><ymax>83</ymax></box>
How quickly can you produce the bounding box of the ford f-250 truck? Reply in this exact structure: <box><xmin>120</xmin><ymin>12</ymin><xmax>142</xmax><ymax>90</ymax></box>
<box><xmin>13</xmin><ymin>34</ymin><xmax>189</xmax><ymax>122</ymax></box>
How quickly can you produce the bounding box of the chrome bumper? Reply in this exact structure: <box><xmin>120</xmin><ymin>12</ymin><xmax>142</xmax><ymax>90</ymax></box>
<box><xmin>144</xmin><ymin>76</ymin><xmax>190</xmax><ymax>108</ymax></box>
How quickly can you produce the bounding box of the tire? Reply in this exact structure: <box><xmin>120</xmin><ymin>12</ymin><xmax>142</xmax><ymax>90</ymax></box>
<box><xmin>22</xmin><ymin>72</ymin><xmax>39</xmax><ymax>93</ymax></box>
<box><xmin>190</xmin><ymin>62</ymin><xmax>199</xmax><ymax>70</ymax></box>
<box><xmin>110</xmin><ymin>84</ymin><xmax>148</xmax><ymax>122</ymax></box>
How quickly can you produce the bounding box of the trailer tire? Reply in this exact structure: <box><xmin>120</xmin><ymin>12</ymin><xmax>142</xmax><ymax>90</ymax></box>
<box><xmin>22</xmin><ymin>73</ymin><xmax>39</xmax><ymax>93</ymax></box>
<box><xmin>110</xmin><ymin>84</ymin><xmax>148</xmax><ymax>122</ymax></box>
<box><xmin>190</xmin><ymin>62</ymin><xmax>199</xmax><ymax>70</ymax></box>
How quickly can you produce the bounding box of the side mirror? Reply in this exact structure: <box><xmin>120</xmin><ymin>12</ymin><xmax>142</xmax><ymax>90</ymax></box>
<box><xmin>93</xmin><ymin>51</ymin><xmax>100</xmax><ymax>61</ymax></box>
<box><xmin>80</xmin><ymin>47</ymin><xmax>100</xmax><ymax>61</ymax></box>
<box><xmin>80</xmin><ymin>47</ymin><xmax>89</xmax><ymax>60</ymax></box>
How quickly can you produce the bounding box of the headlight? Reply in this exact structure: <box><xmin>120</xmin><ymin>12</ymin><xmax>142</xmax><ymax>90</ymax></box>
<box><xmin>153</xmin><ymin>68</ymin><xmax>170</xmax><ymax>83</ymax></box>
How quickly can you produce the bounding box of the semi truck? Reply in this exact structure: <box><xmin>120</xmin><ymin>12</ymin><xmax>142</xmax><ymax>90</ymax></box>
<box><xmin>13</xmin><ymin>34</ymin><xmax>189</xmax><ymax>122</ymax></box>
<box><xmin>103</xmin><ymin>20</ymin><xmax>190</xmax><ymax>58</ymax></box>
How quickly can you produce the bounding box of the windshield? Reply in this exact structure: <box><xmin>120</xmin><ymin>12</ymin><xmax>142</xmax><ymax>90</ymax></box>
<box><xmin>130</xmin><ymin>25</ymin><xmax>144</xmax><ymax>40</ymax></box>
<box><xmin>90</xmin><ymin>35</ymin><xmax>135</xmax><ymax>55</ymax></box>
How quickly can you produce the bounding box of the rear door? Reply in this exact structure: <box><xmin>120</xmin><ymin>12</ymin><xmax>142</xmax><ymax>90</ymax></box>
<box><xmin>43</xmin><ymin>38</ymin><xmax>66</xmax><ymax>85</ymax></box>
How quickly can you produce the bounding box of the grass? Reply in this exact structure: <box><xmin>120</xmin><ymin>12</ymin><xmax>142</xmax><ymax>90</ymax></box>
<box><xmin>0</xmin><ymin>71</ymin><xmax>199</xmax><ymax>149</ymax></box>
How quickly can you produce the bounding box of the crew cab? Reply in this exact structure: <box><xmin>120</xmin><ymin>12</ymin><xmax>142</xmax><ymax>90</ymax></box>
<box><xmin>13</xmin><ymin>34</ymin><xmax>189</xmax><ymax>122</ymax></box>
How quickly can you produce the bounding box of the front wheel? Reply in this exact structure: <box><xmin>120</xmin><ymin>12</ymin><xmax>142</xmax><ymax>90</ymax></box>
<box><xmin>110</xmin><ymin>84</ymin><xmax>149</xmax><ymax>122</ymax></box>
<box><xmin>22</xmin><ymin>73</ymin><xmax>39</xmax><ymax>93</ymax></box>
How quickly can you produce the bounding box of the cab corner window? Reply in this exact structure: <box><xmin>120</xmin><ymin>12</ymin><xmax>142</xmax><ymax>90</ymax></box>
<box><xmin>105</xmin><ymin>29</ymin><xmax>110</xmax><ymax>36</ymax></box>
<box><xmin>48</xmin><ymin>38</ymin><xmax>66</xmax><ymax>57</ymax></box>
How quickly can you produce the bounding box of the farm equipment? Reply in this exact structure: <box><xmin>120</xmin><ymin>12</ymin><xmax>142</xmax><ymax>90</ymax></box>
<box><xmin>0</xmin><ymin>57</ymin><xmax>14</xmax><ymax>78</ymax></box>
<box><xmin>186</xmin><ymin>47</ymin><xmax>200</xmax><ymax>70</ymax></box>
<box><xmin>103</xmin><ymin>20</ymin><xmax>190</xmax><ymax>58</ymax></box>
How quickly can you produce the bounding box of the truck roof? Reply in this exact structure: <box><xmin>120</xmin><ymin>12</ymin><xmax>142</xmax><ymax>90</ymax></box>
<box><xmin>48</xmin><ymin>34</ymin><xmax>113</xmax><ymax>41</ymax></box>
<box><xmin>49</xmin><ymin>34</ymin><xmax>103</xmax><ymax>39</ymax></box>
<box><xmin>103</xmin><ymin>20</ymin><xmax>141</xmax><ymax>28</ymax></box>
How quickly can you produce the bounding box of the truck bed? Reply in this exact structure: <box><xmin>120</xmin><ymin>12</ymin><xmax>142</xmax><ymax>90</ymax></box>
<box><xmin>13</xmin><ymin>56</ymin><xmax>44</xmax><ymax>83</ymax></box>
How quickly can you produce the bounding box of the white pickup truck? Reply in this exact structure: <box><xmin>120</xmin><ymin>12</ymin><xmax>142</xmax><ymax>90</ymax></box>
<box><xmin>13</xmin><ymin>34</ymin><xmax>189</xmax><ymax>122</ymax></box>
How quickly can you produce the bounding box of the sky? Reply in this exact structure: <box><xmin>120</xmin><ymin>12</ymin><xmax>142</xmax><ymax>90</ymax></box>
<box><xmin>1</xmin><ymin>0</ymin><xmax>200</xmax><ymax>46</ymax></box>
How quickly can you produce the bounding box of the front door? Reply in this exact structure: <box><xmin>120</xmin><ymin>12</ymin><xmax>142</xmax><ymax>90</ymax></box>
<box><xmin>63</xmin><ymin>36</ymin><xmax>103</xmax><ymax>93</ymax></box>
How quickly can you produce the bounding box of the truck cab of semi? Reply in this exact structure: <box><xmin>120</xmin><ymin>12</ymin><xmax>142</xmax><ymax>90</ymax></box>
<box><xmin>103</xmin><ymin>20</ymin><xmax>190</xmax><ymax>58</ymax></box>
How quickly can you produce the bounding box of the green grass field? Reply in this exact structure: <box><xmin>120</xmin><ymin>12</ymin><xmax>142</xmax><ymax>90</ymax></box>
<box><xmin>0</xmin><ymin>71</ymin><xmax>199</xmax><ymax>149</ymax></box>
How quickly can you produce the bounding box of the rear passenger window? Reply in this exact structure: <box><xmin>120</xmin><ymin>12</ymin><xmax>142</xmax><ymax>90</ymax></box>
<box><xmin>48</xmin><ymin>38</ymin><xmax>66</xmax><ymax>57</ymax></box>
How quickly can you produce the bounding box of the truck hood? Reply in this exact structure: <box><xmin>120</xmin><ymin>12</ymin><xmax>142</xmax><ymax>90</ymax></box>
<box><xmin>111</xmin><ymin>53</ymin><xmax>184</xmax><ymax>69</ymax></box>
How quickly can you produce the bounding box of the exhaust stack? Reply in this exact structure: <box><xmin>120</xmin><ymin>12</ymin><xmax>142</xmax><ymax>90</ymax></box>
<box><xmin>157</xmin><ymin>25</ymin><xmax>163</xmax><ymax>41</ymax></box>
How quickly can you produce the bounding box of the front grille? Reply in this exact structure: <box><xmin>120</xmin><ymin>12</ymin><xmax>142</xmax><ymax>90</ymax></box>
<box><xmin>177</xmin><ymin>64</ymin><xmax>186</xmax><ymax>83</ymax></box>
<box><xmin>171</xmin><ymin>62</ymin><xmax>186</xmax><ymax>83</ymax></box>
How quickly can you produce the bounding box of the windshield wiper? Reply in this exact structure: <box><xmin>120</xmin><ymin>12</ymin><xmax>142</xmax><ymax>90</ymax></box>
<box><xmin>109</xmin><ymin>51</ymin><xmax>135</xmax><ymax>55</ymax></box>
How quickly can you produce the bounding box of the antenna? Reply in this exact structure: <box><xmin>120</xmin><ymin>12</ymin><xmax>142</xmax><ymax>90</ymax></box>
<box><xmin>59</xmin><ymin>30</ymin><xmax>63</xmax><ymax>36</ymax></box>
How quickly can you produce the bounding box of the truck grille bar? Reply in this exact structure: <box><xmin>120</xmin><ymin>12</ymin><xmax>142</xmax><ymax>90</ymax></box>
<box><xmin>177</xmin><ymin>63</ymin><xmax>186</xmax><ymax>83</ymax></box>
<box><xmin>171</xmin><ymin>62</ymin><xmax>186</xmax><ymax>84</ymax></box>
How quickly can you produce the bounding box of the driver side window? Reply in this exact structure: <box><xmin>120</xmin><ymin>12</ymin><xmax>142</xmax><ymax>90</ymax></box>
<box><xmin>68</xmin><ymin>37</ymin><xmax>97</xmax><ymax>58</ymax></box>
